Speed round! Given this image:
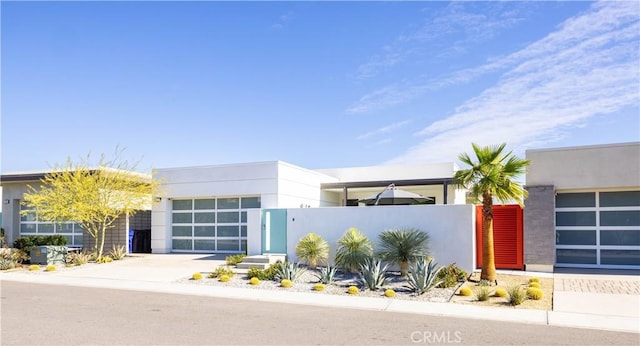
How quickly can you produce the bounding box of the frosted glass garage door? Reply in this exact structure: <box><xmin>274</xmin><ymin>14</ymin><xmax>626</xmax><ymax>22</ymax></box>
<box><xmin>171</xmin><ymin>197</ymin><xmax>260</xmax><ymax>253</ymax></box>
<box><xmin>555</xmin><ymin>191</ymin><xmax>640</xmax><ymax>269</ymax></box>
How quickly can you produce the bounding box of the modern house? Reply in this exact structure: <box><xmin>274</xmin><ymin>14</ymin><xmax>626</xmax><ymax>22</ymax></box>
<box><xmin>0</xmin><ymin>170</ymin><xmax>152</xmax><ymax>252</ymax></box>
<box><xmin>524</xmin><ymin>142</ymin><xmax>640</xmax><ymax>271</ymax></box>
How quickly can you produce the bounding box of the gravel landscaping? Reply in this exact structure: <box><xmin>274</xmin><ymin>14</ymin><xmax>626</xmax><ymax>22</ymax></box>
<box><xmin>177</xmin><ymin>266</ymin><xmax>462</xmax><ymax>302</ymax></box>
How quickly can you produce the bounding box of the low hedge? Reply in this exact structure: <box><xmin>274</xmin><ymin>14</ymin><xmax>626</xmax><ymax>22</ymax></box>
<box><xmin>13</xmin><ymin>235</ymin><xmax>68</xmax><ymax>252</ymax></box>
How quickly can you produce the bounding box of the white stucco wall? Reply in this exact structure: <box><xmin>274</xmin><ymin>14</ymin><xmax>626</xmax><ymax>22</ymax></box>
<box><xmin>151</xmin><ymin>161</ymin><xmax>339</xmax><ymax>253</ymax></box>
<box><xmin>526</xmin><ymin>142</ymin><xmax>640</xmax><ymax>190</ymax></box>
<box><xmin>252</xmin><ymin>205</ymin><xmax>476</xmax><ymax>273</ymax></box>
<box><xmin>317</xmin><ymin>162</ymin><xmax>458</xmax><ymax>182</ymax></box>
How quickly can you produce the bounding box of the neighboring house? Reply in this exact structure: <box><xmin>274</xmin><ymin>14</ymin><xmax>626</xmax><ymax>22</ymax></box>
<box><xmin>524</xmin><ymin>142</ymin><xmax>640</xmax><ymax>271</ymax></box>
<box><xmin>0</xmin><ymin>170</ymin><xmax>152</xmax><ymax>252</ymax></box>
<box><xmin>151</xmin><ymin>161</ymin><xmax>465</xmax><ymax>255</ymax></box>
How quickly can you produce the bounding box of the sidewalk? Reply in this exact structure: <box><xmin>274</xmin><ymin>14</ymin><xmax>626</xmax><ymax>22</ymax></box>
<box><xmin>1</xmin><ymin>254</ymin><xmax>638</xmax><ymax>334</ymax></box>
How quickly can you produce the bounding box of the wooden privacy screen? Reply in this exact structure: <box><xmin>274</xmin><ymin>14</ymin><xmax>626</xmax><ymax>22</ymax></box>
<box><xmin>475</xmin><ymin>204</ymin><xmax>524</xmax><ymax>270</ymax></box>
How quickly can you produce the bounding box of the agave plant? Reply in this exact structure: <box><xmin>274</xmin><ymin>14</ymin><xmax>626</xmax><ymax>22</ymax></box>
<box><xmin>335</xmin><ymin>227</ymin><xmax>373</xmax><ymax>273</ymax></box>
<box><xmin>274</xmin><ymin>262</ymin><xmax>307</xmax><ymax>282</ymax></box>
<box><xmin>295</xmin><ymin>233</ymin><xmax>330</xmax><ymax>269</ymax></box>
<box><xmin>108</xmin><ymin>244</ymin><xmax>127</xmax><ymax>261</ymax></box>
<box><xmin>314</xmin><ymin>265</ymin><xmax>337</xmax><ymax>284</ymax></box>
<box><xmin>406</xmin><ymin>258</ymin><xmax>443</xmax><ymax>295</ymax></box>
<box><xmin>358</xmin><ymin>258</ymin><xmax>388</xmax><ymax>291</ymax></box>
<box><xmin>378</xmin><ymin>228</ymin><xmax>430</xmax><ymax>277</ymax></box>
<box><xmin>0</xmin><ymin>258</ymin><xmax>16</xmax><ymax>271</ymax></box>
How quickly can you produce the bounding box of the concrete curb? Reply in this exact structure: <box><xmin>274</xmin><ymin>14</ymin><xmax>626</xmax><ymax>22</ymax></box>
<box><xmin>4</xmin><ymin>272</ymin><xmax>637</xmax><ymax>333</ymax></box>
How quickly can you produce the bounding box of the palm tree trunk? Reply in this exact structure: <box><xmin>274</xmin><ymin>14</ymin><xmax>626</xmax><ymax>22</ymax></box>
<box><xmin>481</xmin><ymin>193</ymin><xmax>497</xmax><ymax>283</ymax></box>
<box><xmin>309</xmin><ymin>258</ymin><xmax>317</xmax><ymax>269</ymax></box>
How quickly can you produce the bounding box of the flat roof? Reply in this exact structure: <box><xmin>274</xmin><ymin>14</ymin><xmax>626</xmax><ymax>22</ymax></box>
<box><xmin>321</xmin><ymin>178</ymin><xmax>454</xmax><ymax>189</ymax></box>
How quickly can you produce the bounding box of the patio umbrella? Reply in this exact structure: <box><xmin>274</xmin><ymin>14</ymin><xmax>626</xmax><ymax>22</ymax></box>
<box><xmin>359</xmin><ymin>184</ymin><xmax>433</xmax><ymax>206</ymax></box>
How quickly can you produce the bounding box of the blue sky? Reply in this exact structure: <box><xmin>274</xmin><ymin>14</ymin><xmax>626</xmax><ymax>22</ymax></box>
<box><xmin>1</xmin><ymin>1</ymin><xmax>639</xmax><ymax>174</ymax></box>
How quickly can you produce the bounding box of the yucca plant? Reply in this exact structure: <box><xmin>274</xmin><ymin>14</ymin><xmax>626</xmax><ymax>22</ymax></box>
<box><xmin>335</xmin><ymin>227</ymin><xmax>373</xmax><ymax>273</ymax></box>
<box><xmin>314</xmin><ymin>265</ymin><xmax>337</xmax><ymax>284</ymax></box>
<box><xmin>358</xmin><ymin>258</ymin><xmax>388</xmax><ymax>291</ymax></box>
<box><xmin>0</xmin><ymin>258</ymin><xmax>16</xmax><ymax>270</ymax></box>
<box><xmin>406</xmin><ymin>258</ymin><xmax>443</xmax><ymax>295</ymax></box>
<box><xmin>274</xmin><ymin>262</ymin><xmax>306</xmax><ymax>282</ymax></box>
<box><xmin>295</xmin><ymin>233</ymin><xmax>329</xmax><ymax>269</ymax></box>
<box><xmin>109</xmin><ymin>244</ymin><xmax>127</xmax><ymax>260</ymax></box>
<box><xmin>378</xmin><ymin>228</ymin><xmax>430</xmax><ymax>277</ymax></box>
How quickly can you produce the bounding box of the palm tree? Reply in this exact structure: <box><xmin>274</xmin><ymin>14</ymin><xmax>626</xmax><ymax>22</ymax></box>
<box><xmin>377</xmin><ymin>228</ymin><xmax>430</xmax><ymax>277</ymax></box>
<box><xmin>295</xmin><ymin>233</ymin><xmax>329</xmax><ymax>269</ymax></box>
<box><xmin>335</xmin><ymin>227</ymin><xmax>374</xmax><ymax>273</ymax></box>
<box><xmin>454</xmin><ymin>143</ymin><xmax>530</xmax><ymax>282</ymax></box>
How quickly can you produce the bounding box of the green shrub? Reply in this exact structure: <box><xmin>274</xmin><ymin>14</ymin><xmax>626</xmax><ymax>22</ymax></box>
<box><xmin>475</xmin><ymin>286</ymin><xmax>491</xmax><ymax>301</ymax></box>
<box><xmin>29</xmin><ymin>264</ymin><xmax>40</xmax><ymax>271</ymax></box>
<box><xmin>529</xmin><ymin>282</ymin><xmax>541</xmax><ymax>288</ymax></box>
<box><xmin>274</xmin><ymin>262</ymin><xmax>306</xmax><ymax>282</ymax></box>
<box><xmin>314</xmin><ymin>266</ymin><xmax>336</xmax><ymax>285</ymax></box>
<box><xmin>529</xmin><ymin>277</ymin><xmax>540</xmax><ymax>284</ymax></box>
<box><xmin>335</xmin><ymin>227</ymin><xmax>373</xmax><ymax>273</ymax></box>
<box><xmin>507</xmin><ymin>285</ymin><xmax>526</xmax><ymax>306</ymax></box>
<box><xmin>192</xmin><ymin>272</ymin><xmax>203</xmax><ymax>280</ymax></box>
<box><xmin>225</xmin><ymin>254</ymin><xmax>247</xmax><ymax>266</ymax></box>
<box><xmin>314</xmin><ymin>283</ymin><xmax>325</xmax><ymax>291</ymax></box>
<box><xmin>45</xmin><ymin>264</ymin><xmax>56</xmax><ymax>272</ymax></box>
<box><xmin>249</xmin><ymin>277</ymin><xmax>260</xmax><ymax>285</ymax></box>
<box><xmin>66</xmin><ymin>251</ymin><xmax>90</xmax><ymax>266</ymax></box>
<box><xmin>436</xmin><ymin>263</ymin><xmax>468</xmax><ymax>288</ymax></box>
<box><xmin>209</xmin><ymin>266</ymin><xmax>236</xmax><ymax>279</ymax></box>
<box><xmin>246</xmin><ymin>263</ymin><xmax>280</xmax><ymax>281</ymax></box>
<box><xmin>358</xmin><ymin>258</ymin><xmax>388</xmax><ymax>291</ymax></box>
<box><xmin>108</xmin><ymin>245</ymin><xmax>127</xmax><ymax>260</ymax></box>
<box><xmin>459</xmin><ymin>287</ymin><xmax>472</xmax><ymax>296</ymax></box>
<box><xmin>527</xmin><ymin>287</ymin><xmax>544</xmax><ymax>300</ymax></box>
<box><xmin>347</xmin><ymin>286</ymin><xmax>359</xmax><ymax>295</ymax></box>
<box><xmin>494</xmin><ymin>287</ymin><xmax>507</xmax><ymax>297</ymax></box>
<box><xmin>384</xmin><ymin>289</ymin><xmax>396</xmax><ymax>298</ymax></box>
<box><xmin>295</xmin><ymin>233</ymin><xmax>329</xmax><ymax>269</ymax></box>
<box><xmin>13</xmin><ymin>235</ymin><xmax>67</xmax><ymax>252</ymax></box>
<box><xmin>280</xmin><ymin>279</ymin><xmax>293</xmax><ymax>288</ymax></box>
<box><xmin>219</xmin><ymin>275</ymin><xmax>230</xmax><ymax>282</ymax></box>
<box><xmin>406</xmin><ymin>258</ymin><xmax>443</xmax><ymax>295</ymax></box>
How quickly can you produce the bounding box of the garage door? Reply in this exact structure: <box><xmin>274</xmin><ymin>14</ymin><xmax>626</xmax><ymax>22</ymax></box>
<box><xmin>555</xmin><ymin>191</ymin><xmax>640</xmax><ymax>269</ymax></box>
<box><xmin>171</xmin><ymin>197</ymin><xmax>260</xmax><ymax>253</ymax></box>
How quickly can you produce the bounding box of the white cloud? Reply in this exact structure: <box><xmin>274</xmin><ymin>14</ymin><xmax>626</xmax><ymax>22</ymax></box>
<box><xmin>272</xmin><ymin>11</ymin><xmax>294</xmax><ymax>29</ymax></box>
<box><xmin>352</xmin><ymin>2</ymin><xmax>526</xmax><ymax>82</ymax></box>
<box><xmin>386</xmin><ymin>1</ymin><xmax>639</xmax><ymax>164</ymax></box>
<box><xmin>356</xmin><ymin>119</ymin><xmax>411</xmax><ymax>140</ymax></box>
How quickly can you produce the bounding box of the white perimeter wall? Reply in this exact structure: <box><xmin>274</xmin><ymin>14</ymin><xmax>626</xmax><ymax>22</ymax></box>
<box><xmin>248</xmin><ymin>204</ymin><xmax>476</xmax><ymax>273</ymax></box>
<box><xmin>526</xmin><ymin>142</ymin><xmax>640</xmax><ymax>190</ymax></box>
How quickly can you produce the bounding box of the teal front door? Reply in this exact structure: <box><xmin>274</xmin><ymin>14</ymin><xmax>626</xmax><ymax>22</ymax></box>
<box><xmin>261</xmin><ymin>209</ymin><xmax>287</xmax><ymax>254</ymax></box>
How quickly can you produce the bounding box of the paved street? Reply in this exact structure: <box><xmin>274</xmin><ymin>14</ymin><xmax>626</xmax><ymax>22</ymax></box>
<box><xmin>1</xmin><ymin>281</ymin><xmax>638</xmax><ymax>346</ymax></box>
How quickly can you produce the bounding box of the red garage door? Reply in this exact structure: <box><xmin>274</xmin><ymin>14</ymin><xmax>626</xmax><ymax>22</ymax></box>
<box><xmin>476</xmin><ymin>205</ymin><xmax>523</xmax><ymax>270</ymax></box>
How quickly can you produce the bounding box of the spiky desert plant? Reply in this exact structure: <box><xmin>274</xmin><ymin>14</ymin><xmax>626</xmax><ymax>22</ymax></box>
<box><xmin>29</xmin><ymin>264</ymin><xmax>40</xmax><ymax>271</ymax></box>
<box><xmin>335</xmin><ymin>227</ymin><xmax>373</xmax><ymax>273</ymax></box>
<box><xmin>494</xmin><ymin>287</ymin><xmax>507</xmax><ymax>297</ymax></box>
<box><xmin>108</xmin><ymin>244</ymin><xmax>127</xmax><ymax>260</ymax></box>
<box><xmin>314</xmin><ymin>266</ymin><xmax>336</xmax><ymax>284</ymax></box>
<box><xmin>249</xmin><ymin>277</ymin><xmax>260</xmax><ymax>285</ymax></box>
<box><xmin>358</xmin><ymin>258</ymin><xmax>388</xmax><ymax>291</ymax></box>
<box><xmin>280</xmin><ymin>279</ymin><xmax>293</xmax><ymax>288</ymax></box>
<box><xmin>378</xmin><ymin>228</ymin><xmax>430</xmax><ymax>277</ymax></box>
<box><xmin>192</xmin><ymin>272</ymin><xmax>203</xmax><ymax>280</ymax></box>
<box><xmin>459</xmin><ymin>287</ymin><xmax>472</xmax><ymax>296</ymax></box>
<box><xmin>0</xmin><ymin>259</ymin><xmax>16</xmax><ymax>270</ymax></box>
<box><xmin>219</xmin><ymin>275</ymin><xmax>230</xmax><ymax>282</ymax></box>
<box><xmin>406</xmin><ymin>258</ymin><xmax>443</xmax><ymax>295</ymax></box>
<box><xmin>295</xmin><ymin>233</ymin><xmax>329</xmax><ymax>269</ymax></box>
<box><xmin>274</xmin><ymin>262</ymin><xmax>306</xmax><ymax>282</ymax></box>
<box><xmin>347</xmin><ymin>286</ymin><xmax>359</xmax><ymax>295</ymax></box>
<box><xmin>475</xmin><ymin>286</ymin><xmax>491</xmax><ymax>301</ymax></box>
<box><xmin>314</xmin><ymin>283</ymin><xmax>325</xmax><ymax>291</ymax></box>
<box><xmin>527</xmin><ymin>287</ymin><xmax>544</xmax><ymax>300</ymax></box>
<box><xmin>45</xmin><ymin>264</ymin><xmax>56</xmax><ymax>272</ymax></box>
<box><xmin>384</xmin><ymin>289</ymin><xmax>396</xmax><ymax>298</ymax></box>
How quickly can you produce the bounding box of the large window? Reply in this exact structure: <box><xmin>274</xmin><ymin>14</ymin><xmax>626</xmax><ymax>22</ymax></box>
<box><xmin>555</xmin><ymin>191</ymin><xmax>640</xmax><ymax>268</ymax></box>
<box><xmin>171</xmin><ymin>197</ymin><xmax>260</xmax><ymax>253</ymax></box>
<box><xmin>19</xmin><ymin>204</ymin><xmax>83</xmax><ymax>247</ymax></box>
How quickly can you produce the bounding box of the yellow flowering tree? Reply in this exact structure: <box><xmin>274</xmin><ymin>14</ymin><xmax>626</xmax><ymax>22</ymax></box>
<box><xmin>21</xmin><ymin>149</ymin><xmax>159</xmax><ymax>258</ymax></box>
